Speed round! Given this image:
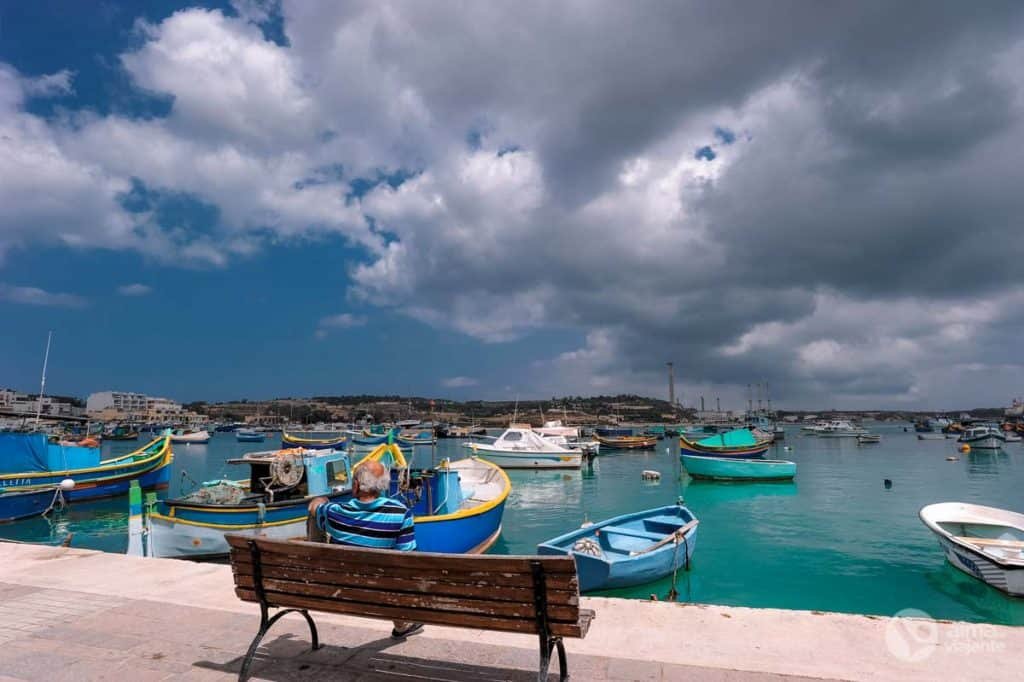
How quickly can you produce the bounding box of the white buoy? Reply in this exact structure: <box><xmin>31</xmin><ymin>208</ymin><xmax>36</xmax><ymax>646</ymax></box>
<box><xmin>641</xmin><ymin>470</ymin><xmax>661</xmax><ymax>481</ymax></box>
<box><xmin>59</xmin><ymin>478</ymin><xmax>75</xmax><ymax>491</ymax></box>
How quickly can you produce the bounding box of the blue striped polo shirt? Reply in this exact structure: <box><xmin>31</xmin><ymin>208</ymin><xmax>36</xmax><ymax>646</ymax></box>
<box><xmin>315</xmin><ymin>495</ymin><xmax>416</xmax><ymax>551</ymax></box>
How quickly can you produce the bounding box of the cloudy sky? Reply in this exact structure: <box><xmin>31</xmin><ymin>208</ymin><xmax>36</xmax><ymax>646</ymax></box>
<box><xmin>3</xmin><ymin>1</ymin><xmax>1024</xmax><ymax>409</ymax></box>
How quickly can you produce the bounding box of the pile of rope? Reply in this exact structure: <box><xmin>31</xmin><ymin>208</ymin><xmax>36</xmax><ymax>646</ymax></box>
<box><xmin>572</xmin><ymin>536</ymin><xmax>604</xmax><ymax>557</ymax></box>
<box><xmin>184</xmin><ymin>481</ymin><xmax>246</xmax><ymax>505</ymax></box>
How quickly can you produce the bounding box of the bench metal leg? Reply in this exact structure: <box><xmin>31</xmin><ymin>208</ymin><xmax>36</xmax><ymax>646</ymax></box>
<box><xmin>537</xmin><ymin>635</ymin><xmax>568</xmax><ymax>681</ymax></box>
<box><xmin>239</xmin><ymin>606</ymin><xmax>322</xmax><ymax>682</ymax></box>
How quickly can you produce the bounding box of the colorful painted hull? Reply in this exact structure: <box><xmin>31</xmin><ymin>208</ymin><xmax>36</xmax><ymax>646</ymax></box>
<box><xmin>593</xmin><ymin>434</ymin><xmax>657</xmax><ymax>450</ymax></box>
<box><xmin>235</xmin><ymin>431</ymin><xmax>266</xmax><ymax>442</ymax></box>
<box><xmin>0</xmin><ymin>487</ymin><xmax>62</xmax><ymax>523</ymax></box>
<box><xmin>537</xmin><ymin>505</ymin><xmax>698</xmax><ymax>592</ymax></box>
<box><xmin>681</xmin><ymin>454</ymin><xmax>795</xmax><ymax>481</ymax></box>
<box><xmin>678</xmin><ymin>436</ymin><xmax>768</xmax><ymax>458</ymax></box>
<box><xmin>281</xmin><ymin>432</ymin><xmax>347</xmax><ymax>449</ymax></box>
<box><xmin>0</xmin><ymin>436</ymin><xmax>173</xmax><ymax>521</ymax></box>
<box><xmin>352</xmin><ymin>429</ymin><xmax>401</xmax><ymax>446</ymax></box>
<box><xmin>146</xmin><ymin>491</ymin><xmax>349</xmax><ymax>559</ymax></box>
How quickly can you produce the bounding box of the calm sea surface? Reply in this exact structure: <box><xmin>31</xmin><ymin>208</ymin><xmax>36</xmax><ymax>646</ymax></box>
<box><xmin>3</xmin><ymin>423</ymin><xmax>1022</xmax><ymax>625</ymax></box>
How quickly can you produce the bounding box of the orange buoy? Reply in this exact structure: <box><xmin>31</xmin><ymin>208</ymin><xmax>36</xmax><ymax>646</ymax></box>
<box><xmin>959</xmin><ymin>444</ymin><xmax>970</xmax><ymax>453</ymax></box>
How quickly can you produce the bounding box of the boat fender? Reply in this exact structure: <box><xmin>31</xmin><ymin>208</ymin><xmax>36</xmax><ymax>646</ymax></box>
<box><xmin>257</xmin><ymin>501</ymin><xmax>266</xmax><ymax>525</ymax></box>
<box><xmin>884</xmin><ymin>479</ymin><xmax>892</xmax><ymax>490</ymax></box>
<box><xmin>59</xmin><ymin>478</ymin><xmax>75</xmax><ymax>491</ymax></box>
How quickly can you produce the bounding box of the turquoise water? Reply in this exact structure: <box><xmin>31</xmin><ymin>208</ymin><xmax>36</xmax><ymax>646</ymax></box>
<box><xmin>2</xmin><ymin>424</ymin><xmax>1022</xmax><ymax>625</ymax></box>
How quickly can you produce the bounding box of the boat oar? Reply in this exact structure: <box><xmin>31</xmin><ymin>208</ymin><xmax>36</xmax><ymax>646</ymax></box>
<box><xmin>629</xmin><ymin>519</ymin><xmax>699</xmax><ymax>557</ymax></box>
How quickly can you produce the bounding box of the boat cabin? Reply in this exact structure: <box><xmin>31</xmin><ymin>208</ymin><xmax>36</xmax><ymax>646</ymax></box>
<box><xmin>221</xmin><ymin>449</ymin><xmax>352</xmax><ymax>504</ymax></box>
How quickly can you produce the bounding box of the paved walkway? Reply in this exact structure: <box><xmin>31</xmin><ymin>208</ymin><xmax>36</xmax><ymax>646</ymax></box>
<box><xmin>0</xmin><ymin>543</ymin><xmax>1019</xmax><ymax>681</ymax></box>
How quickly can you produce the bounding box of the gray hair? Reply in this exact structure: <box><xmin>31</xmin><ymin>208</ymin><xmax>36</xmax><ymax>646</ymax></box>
<box><xmin>355</xmin><ymin>463</ymin><xmax>391</xmax><ymax>495</ymax></box>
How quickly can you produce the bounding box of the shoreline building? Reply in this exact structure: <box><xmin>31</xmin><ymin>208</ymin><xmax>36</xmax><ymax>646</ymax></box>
<box><xmin>87</xmin><ymin>391</ymin><xmax>207</xmax><ymax>425</ymax></box>
<box><xmin>0</xmin><ymin>388</ymin><xmax>85</xmax><ymax>418</ymax></box>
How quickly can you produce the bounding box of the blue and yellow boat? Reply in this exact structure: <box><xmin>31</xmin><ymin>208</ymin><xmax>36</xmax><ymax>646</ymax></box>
<box><xmin>280</xmin><ymin>430</ymin><xmax>347</xmax><ymax>450</ymax></box>
<box><xmin>355</xmin><ymin>442</ymin><xmax>512</xmax><ymax>553</ymax></box>
<box><xmin>0</xmin><ymin>433</ymin><xmax>173</xmax><ymax>522</ymax></box>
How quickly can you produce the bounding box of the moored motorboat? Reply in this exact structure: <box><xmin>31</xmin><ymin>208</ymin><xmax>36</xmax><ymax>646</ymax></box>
<box><xmin>919</xmin><ymin>502</ymin><xmax>1024</xmax><ymax>597</ymax></box>
<box><xmin>857</xmin><ymin>433</ymin><xmax>881</xmax><ymax>444</ymax></box>
<box><xmin>679</xmin><ymin>428</ymin><xmax>769</xmax><ymax>458</ymax></box>
<box><xmin>0</xmin><ymin>433</ymin><xmax>173</xmax><ymax>522</ymax></box>
<box><xmin>958</xmin><ymin>425</ymin><xmax>1006</xmax><ymax>450</ymax></box>
<box><xmin>281</xmin><ymin>430</ymin><xmax>347</xmax><ymax>450</ymax></box>
<box><xmin>537</xmin><ymin>504</ymin><xmax>699</xmax><ymax>592</ymax></box>
<box><xmin>681</xmin><ymin>454</ymin><xmax>795</xmax><ymax>481</ymax></box>
<box><xmin>817</xmin><ymin>420</ymin><xmax>866</xmax><ymax>438</ymax></box>
<box><xmin>169</xmin><ymin>429</ymin><xmax>211</xmax><ymax>444</ymax></box>
<box><xmin>463</xmin><ymin>426</ymin><xmax>582</xmax><ymax>469</ymax></box>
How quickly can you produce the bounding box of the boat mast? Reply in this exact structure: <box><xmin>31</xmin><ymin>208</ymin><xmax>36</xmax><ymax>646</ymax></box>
<box><xmin>35</xmin><ymin>331</ymin><xmax>53</xmax><ymax>427</ymax></box>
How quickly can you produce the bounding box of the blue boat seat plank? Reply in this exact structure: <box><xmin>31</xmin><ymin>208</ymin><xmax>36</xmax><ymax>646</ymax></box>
<box><xmin>601</xmin><ymin>525</ymin><xmax>665</xmax><ymax>541</ymax></box>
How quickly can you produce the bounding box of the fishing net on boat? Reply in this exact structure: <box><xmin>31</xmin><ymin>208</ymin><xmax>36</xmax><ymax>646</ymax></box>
<box><xmin>572</xmin><ymin>537</ymin><xmax>604</xmax><ymax>557</ymax></box>
<box><xmin>183</xmin><ymin>480</ymin><xmax>247</xmax><ymax>505</ymax></box>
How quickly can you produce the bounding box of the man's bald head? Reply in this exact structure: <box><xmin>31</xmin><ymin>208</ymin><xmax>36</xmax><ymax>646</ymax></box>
<box><xmin>354</xmin><ymin>460</ymin><xmax>390</xmax><ymax>498</ymax></box>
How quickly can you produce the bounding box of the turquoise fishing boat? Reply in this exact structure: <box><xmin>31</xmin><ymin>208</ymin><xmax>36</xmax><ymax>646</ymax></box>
<box><xmin>235</xmin><ymin>428</ymin><xmax>265</xmax><ymax>443</ymax></box>
<box><xmin>352</xmin><ymin>427</ymin><xmax>402</xmax><ymax>446</ymax></box>
<box><xmin>397</xmin><ymin>429</ymin><xmax>437</xmax><ymax>446</ymax></box>
<box><xmin>681</xmin><ymin>454</ymin><xmax>796</xmax><ymax>481</ymax></box>
<box><xmin>537</xmin><ymin>504</ymin><xmax>699</xmax><ymax>592</ymax></box>
<box><xmin>0</xmin><ymin>433</ymin><xmax>173</xmax><ymax>522</ymax></box>
<box><xmin>679</xmin><ymin>428</ymin><xmax>770</xmax><ymax>458</ymax></box>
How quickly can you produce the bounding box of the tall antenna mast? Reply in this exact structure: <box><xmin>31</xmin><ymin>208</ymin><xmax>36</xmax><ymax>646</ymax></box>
<box><xmin>35</xmin><ymin>331</ymin><xmax>53</xmax><ymax>427</ymax></box>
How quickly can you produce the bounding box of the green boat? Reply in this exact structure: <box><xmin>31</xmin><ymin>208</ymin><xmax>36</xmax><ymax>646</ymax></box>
<box><xmin>681</xmin><ymin>453</ymin><xmax>796</xmax><ymax>481</ymax></box>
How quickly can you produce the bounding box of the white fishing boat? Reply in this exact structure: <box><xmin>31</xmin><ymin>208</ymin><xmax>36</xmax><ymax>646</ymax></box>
<box><xmin>463</xmin><ymin>425</ymin><xmax>582</xmax><ymax>469</ymax></box>
<box><xmin>169</xmin><ymin>429</ymin><xmax>211</xmax><ymax>444</ymax></box>
<box><xmin>534</xmin><ymin>421</ymin><xmax>600</xmax><ymax>456</ymax></box>
<box><xmin>1004</xmin><ymin>431</ymin><xmax>1022</xmax><ymax>443</ymax></box>
<box><xmin>958</xmin><ymin>425</ymin><xmax>1006</xmax><ymax>450</ymax></box>
<box><xmin>817</xmin><ymin>420</ymin><xmax>866</xmax><ymax>438</ymax></box>
<box><xmin>919</xmin><ymin>502</ymin><xmax>1024</xmax><ymax>597</ymax></box>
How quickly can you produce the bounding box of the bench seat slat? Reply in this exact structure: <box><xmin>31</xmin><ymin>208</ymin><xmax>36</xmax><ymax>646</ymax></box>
<box><xmin>234</xmin><ymin>576</ymin><xmax>580</xmax><ymax>621</ymax></box>
<box><xmin>231</xmin><ymin>553</ymin><xmax>580</xmax><ymax>591</ymax></box>
<box><xmin>234</xmin><ymin>588</ymin><xmax>588</xmax><ymax>638</ymax></box>
<box><xmin>232</xmin><ymin>536</ymin><xmax>577</xmax><ymax>574</ymax></box>
<box><xmin>233</xmin><ymin>566</ymin><xmax>579</xmax><ymax>607</ymax></box>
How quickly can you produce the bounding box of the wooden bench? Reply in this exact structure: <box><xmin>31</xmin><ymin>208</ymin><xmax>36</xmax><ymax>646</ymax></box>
<box><xmin>226</xmin><ymin>534</ymin><xmax>595</xmax><ymax>681</ymax></box>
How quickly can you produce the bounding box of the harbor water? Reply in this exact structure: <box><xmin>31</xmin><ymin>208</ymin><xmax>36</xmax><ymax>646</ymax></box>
<box><xmin>2</xmin><ymin>423</ymin><xmax>1022</xmax><ymax>625</ymax></box>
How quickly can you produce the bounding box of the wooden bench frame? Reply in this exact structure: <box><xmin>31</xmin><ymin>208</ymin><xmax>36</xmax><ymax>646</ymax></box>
<box><xmin>227</xmin><ymin>535</ymin><xmax>594</xmax><ymax>681</ymax></box>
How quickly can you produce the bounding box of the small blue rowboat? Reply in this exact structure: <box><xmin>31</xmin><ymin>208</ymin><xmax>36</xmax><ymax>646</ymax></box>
<box><xmin>235</xmin><ymin>429</ymin><xmax>265</xmax><ymax>443</ymax></box>
<box><xmin>537</xmin><ymin>505</ymin><xmax>698</xmax><ymax>592</ymax></box>
<box><xmin>681</xmin><ymin>454</ymin><xmax>796</xmax><ymax>481</ymax></box>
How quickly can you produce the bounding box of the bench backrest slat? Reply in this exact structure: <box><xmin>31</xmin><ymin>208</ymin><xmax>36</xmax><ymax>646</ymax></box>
<box><xmin>227</xmin><ymin>534</ymin><xmax>582</xmax><ymax>637</ymax></box>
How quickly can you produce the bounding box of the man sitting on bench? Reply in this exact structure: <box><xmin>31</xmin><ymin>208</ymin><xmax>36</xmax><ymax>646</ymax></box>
<box><xmin>307</xmin><ymin>459</ymin><xmax>422</xmax><ymax>639</ymax></box>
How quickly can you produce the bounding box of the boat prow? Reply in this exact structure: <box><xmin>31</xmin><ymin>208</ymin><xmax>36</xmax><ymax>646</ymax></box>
<box><xmin>919</xmin><ymin>502</ymin><xmax>1024</xmax><ymax>596</ymax></box>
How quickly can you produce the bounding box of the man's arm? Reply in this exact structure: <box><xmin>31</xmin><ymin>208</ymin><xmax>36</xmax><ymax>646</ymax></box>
<box><xmin>395</xmin><ymin>508</ymin><xmax>416</xmax><ymax>551</ymax></box>
<box><xmin>306</xmin><ymin>496</ymin><xmax>330</xmax><ymax>542</ymax></box>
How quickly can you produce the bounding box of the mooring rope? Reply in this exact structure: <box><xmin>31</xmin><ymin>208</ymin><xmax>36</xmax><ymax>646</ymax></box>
<box><xmin>42</xmin><ymin>488</ymin><xmax>67</xmax><ymax>517</ymax></box>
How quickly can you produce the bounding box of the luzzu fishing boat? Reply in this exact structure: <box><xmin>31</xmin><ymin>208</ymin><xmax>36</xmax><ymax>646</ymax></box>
<box><xmin>169</xmin><ymin>429</ymin><xmax>211</xmax><ymax>444</ymax></box>
<box><xmin>351</xmin><ymin>427</ymin><xmax>402</xmax><ymax>446</ymax></box>
<box><xmin>537</xmin><ymin>504</ymin><xmax>699</xmax><ymax>592</ymax></box>
<box><xmin>235</xmin><ymin>428</ymin><xmax>266</xmax><ymax>443</ymax></box>
<box><xmin>363</xmin><ymin>442</ymin><xmax>513</xmax><ymax>553</ymax></box>
<box><xmin>397</xmin><ymin>429</ymin><xmax>437</xmax><ymax>446</ymax></box>
<box><xmin>592</xmin><ymin>433</ymin><xmax>657</xmax><ymax>450</ymax></box>
<box><xmin>0</xmin><ymin>433</ymin><xmax>173</xmax><ymax>522</ymax></box>
<box><xmin>280</xmin><ymin>430</ymin><xmax>348</xmax><ymax>450</ymax></box>
<box><xmin>678</xmin><ymin>428</ymin><xmax>769</xmax><ymax>458</ymax></box>
<box><xmin>140</xmin><ymin>447</ymin><xmax>354</xmax><ymax>559</ymax></box>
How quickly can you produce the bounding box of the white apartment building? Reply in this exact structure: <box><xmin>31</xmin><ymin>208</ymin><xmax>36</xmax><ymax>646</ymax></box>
<box><xmin>1</xmin><ymin>388</ymin><xmax>85</xmax><ymax>417</ymax></box>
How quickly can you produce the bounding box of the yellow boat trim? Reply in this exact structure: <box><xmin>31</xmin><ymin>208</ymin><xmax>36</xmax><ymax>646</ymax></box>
<box><xmin>0</xmin><ymin>436</ymin><xmax>173</xmax><ymax>481</ymax></box>
<box><xmin>414</xmin><ymin>457</ymin><xmax>511</xmax><ymax>524</ymax></box>
<box><xmin>281</xmin><ymin>431</ymin><xmax>346</xmax><ymax>446</ymax></box>
<box><xmin>354</xmin><ymin>443</ymin><xmax>408</xmax><ymax>471</ymax></box>
<box><xmin>149</xmin><ymin>512</ymin><xmax>301</xmax><ymax>530</ymax></box>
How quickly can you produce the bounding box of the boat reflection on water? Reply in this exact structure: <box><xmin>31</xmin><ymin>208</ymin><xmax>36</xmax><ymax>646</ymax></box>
<box><xmin>964</xmin><ymin>449</ymin><xmax>1010</xmax><ymax>477</ymax></box>
<box><xmin>680</xmin><ymin>478</ymin><xmax>797</xmax><ymax>505</ymax></box>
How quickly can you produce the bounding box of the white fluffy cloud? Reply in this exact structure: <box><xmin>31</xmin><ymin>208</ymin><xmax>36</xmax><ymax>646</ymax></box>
<box><xmin>4</xmin><ymin>2</ymin><xmax>1024</xmax><ymax>405</ymax></box>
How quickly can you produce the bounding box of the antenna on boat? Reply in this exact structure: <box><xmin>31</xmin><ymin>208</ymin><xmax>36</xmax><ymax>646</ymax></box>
<box><xmin>35</xmin><ymin>331</ymin><xmax>53</xmax><ymax>428</ymax></box>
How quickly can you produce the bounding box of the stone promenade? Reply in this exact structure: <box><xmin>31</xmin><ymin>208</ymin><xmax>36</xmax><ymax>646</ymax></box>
<box><xmin>0</xmin><ymin>543</ymin><xmax>1019</xmax><ymax>681</ymax></box>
